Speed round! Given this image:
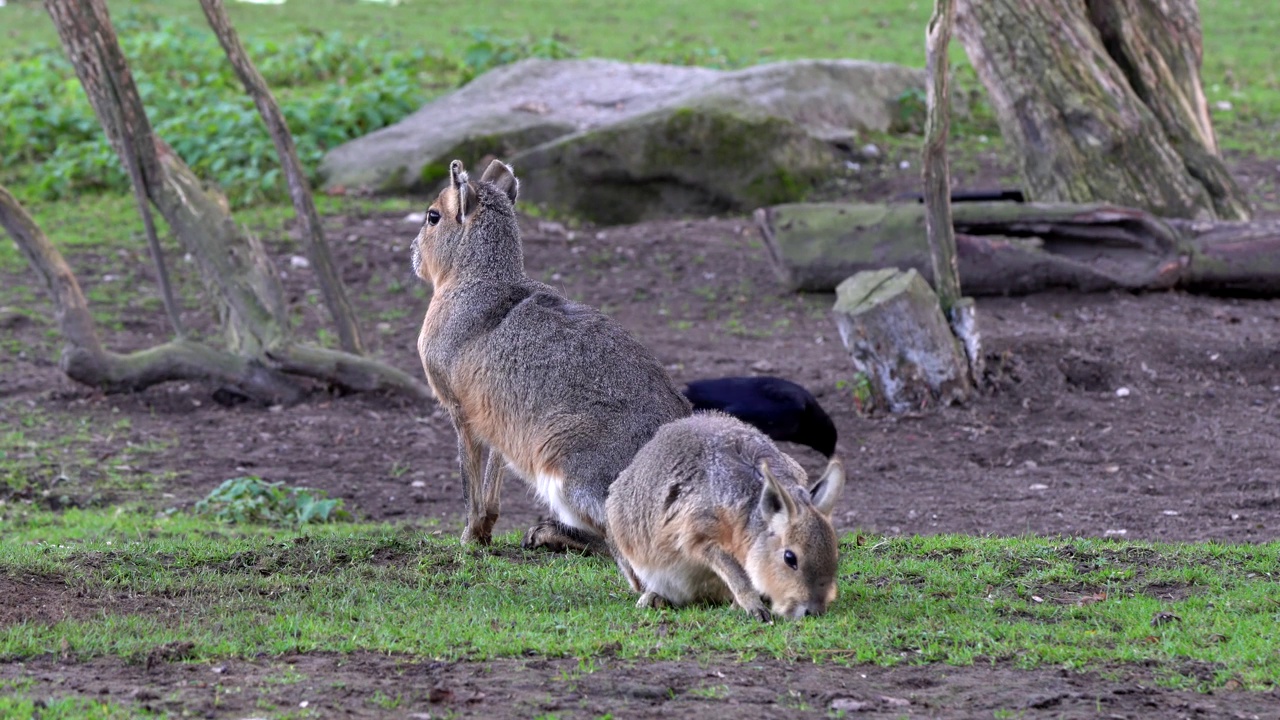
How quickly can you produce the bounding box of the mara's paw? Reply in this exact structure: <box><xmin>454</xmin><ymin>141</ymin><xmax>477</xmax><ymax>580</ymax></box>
<box><xmin>461</xmin><ymin>513</ymin><xmax>498</xmax><ymax>545</ymax></box>
<box><xmin>521</xmin><ymin>520</ymin><xmax>573</xmax><ymax>553</ymax></box>
<box><xmin>460</xmin><ymin>524</ymin><xmax>492</xmax><ymax>546</ymax></box>
<box><xmin>637</xmin><ymin>591</ymin><xmax>671</xmax><ymax>610</ymax></box>
<box><xmin>741</xmin><ymin>599</ymin><xmax>774</xmax><ymax>624</ymax></box>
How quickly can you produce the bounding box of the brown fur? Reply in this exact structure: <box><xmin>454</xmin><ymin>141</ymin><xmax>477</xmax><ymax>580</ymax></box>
<box><xmin>607</xmin><ymin>413</ymin><xmax>845</xmax><ymax>621</ymax></box>
<box><xmin>412</xmin><ymin>159</ymin><xmax>691</xmax><ymax>552</ymax></box>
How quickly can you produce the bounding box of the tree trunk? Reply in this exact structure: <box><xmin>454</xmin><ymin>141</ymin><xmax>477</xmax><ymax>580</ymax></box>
<box><xmin>0</xmin><ymin>184</ymin><xmax>304</xmax><ymax>403</ymax></box>
<box><xmin>955</xmin><ymin>0</ymin><xmax>1249</xmax><ymax>222</ymax></box>
<box><xmin>757</xmin><ymin>201</ymin><xmax>1280</xmax><ymax>296</ymax></box>
<box><xmin>1085</xmin><ymin>0</ymin><xmax>1250</xmax><ymax>222</ymax></box>
<box><xmin>44</xmin><ymin>0</ymin><xmax>289</xmax><ymax>357</ymax></box>
<box><xmin>38</xmin><ymin>0</ymin><xmax>433</xmax><ymax>405</ymax></box>
<box><xmin>922</xmin><ymin>0</ymin><xmax>981</xmax><ymax>388</ymax></box>
<box><xmin>198</xmin><ymin>0</ymin><xmax>365</xmax><ymax>355</ymax></box>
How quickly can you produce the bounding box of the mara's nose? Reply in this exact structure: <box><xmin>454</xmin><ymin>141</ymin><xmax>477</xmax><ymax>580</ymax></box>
<box><xmin>804</xmin><ymin>603</ymin><xmax>827</xmax><ymax>618</ymax></box>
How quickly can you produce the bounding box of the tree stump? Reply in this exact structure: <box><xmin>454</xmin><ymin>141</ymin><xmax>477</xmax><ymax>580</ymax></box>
<box><xmin>832</xmin><ymin>268</ymin><xmax>971</xmax><ymax>413</ymax></box>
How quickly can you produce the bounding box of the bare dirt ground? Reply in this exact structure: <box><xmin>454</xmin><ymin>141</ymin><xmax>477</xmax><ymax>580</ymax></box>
<box><xmin>4</xmin><ymin>652</ymin><xmax>1278</xmax><ymax>719</ymax></box>
<box><xmin>2</xmin><ymin>154</ymin><xmax>1279</xmax><ymax>716</ymax></box>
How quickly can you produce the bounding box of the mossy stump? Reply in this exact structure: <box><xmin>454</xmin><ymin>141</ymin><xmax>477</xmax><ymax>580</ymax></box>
<box><xmin>832</xmin><ymin>268</ymin><xmax>972</xmax><ymax>413</ymax></box>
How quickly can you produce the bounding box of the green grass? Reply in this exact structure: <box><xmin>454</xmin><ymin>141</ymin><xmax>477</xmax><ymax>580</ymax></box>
<box><xmin>6</xmin><ymin>0</ymin><xmax>935</xmax><ymax>69</ymax></box>
<box><xmin>2</xmin><ymin>506</ymin><xmax>1278</xmax><ymax>690</ymax></box>
<box><xmin>0</xmin><ymin>692</ymin><xmax>157</xmax><ymax>719</ymax></box>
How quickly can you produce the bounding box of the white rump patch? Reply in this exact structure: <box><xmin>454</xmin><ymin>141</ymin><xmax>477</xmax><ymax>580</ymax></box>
<box><xmin>534</xmin><ymin>471</ymin><xmax>590</xmax><ymax>531</ymax></box>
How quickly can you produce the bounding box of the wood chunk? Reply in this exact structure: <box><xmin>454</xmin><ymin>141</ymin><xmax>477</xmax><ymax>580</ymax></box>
<box><xmin>832</xmin><ymin>268</ymin><xmax>972</xmax><ymax>413</ymax></box>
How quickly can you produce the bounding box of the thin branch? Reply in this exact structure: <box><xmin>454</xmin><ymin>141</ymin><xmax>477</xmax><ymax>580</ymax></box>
<box><xmin>922</xmin><ymin>0</ymin><xmax>962</xmax><ymax>314</ymax></box>
<box><xmin>265</xmin><ymin>343</ymin><xmax>435</xmax><ymax>405</ymax></box>
<box><xmin>198</xmin><ymin>0</ymin><xmax>365</xmax><ymax>354</ymax></box>
<box><xmin>44</xmin><ymin>0</ymin><xmax>184</xmax><ymax>337</ymax></box>
<box><xmin>119</xmin><ymin>104</ymin><xmax>185</xmax><ymax>338</ymax></box>
<box><xmin>1</xmin><ymin>182</ymin><xmax>304</xmax><ymax>404</ymax></box>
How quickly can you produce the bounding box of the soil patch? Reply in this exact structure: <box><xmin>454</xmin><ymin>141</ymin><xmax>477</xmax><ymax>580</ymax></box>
<box><xmin>0</xmin><ymin>573</ymin><xmax>175</xmax><ymax>628</ymax></box>
<box><xmin>3</xmin><ymin>213</ymin><xmax>1279</xmax><ymax>544</ymax></box>
<box><xmin>2</xmin><ymin>652</ymin><xmax>1276</xmax><ymax>719</ymax></box>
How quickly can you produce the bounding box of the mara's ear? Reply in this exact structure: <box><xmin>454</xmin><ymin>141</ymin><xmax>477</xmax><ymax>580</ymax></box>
<box><xmin>480</xmin><ymin>159</ymin><xmax>519</xmax><ymax>204</ymax></box>
<box><xmin>449</xmin><ymin>159</ymin><xmax>478</xmax><ymax>224</ymax></box>
<box><xmin>809</xmin><ymin>457</ymin><xmax>845</xmax><ymax>518</ymax></box>
<box><xmin>758</xmin><ymin>460</ymin><xmax>797</xmax><ymax>525</ymax></box>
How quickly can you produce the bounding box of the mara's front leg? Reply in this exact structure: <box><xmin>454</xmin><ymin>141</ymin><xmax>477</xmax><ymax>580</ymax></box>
<box><xmin>470</xmin><ymin>448</ymin><xmax>505</xmax><ymax>542</ymax></box>
<box><xmin>449</xmin><ymin>411</ymin><xmax>491</xmax><ymax>545</ymax></box>
<box><xmin>696</xmin><ymin>545</ymin><xmax>773</xmax><ymax>624</ymax></box>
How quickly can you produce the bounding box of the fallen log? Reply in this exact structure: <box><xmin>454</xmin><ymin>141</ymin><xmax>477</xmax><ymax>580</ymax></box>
<box><xmin>755</xmin><ymin>202</ymin><xmax>1280</xmax><ymax>296</ymax></box>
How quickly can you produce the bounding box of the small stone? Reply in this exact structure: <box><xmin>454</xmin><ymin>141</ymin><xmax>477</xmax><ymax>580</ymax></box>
<box><xmin>1214</xmin><ymin>100</ymin><xmax>1233</xmax><ymax>111</ymax></box>
<box><xmin>860</xmin><ymin>143</ymin><xmax>881</xmax><ymax>159</ymax></box>
<box><xmin>1115</xmin><ymin>387</ymin><xmax>1131</xmax><ymax>398</ymax></box>
<box><xmin>898</xmin><ymin>160</ymin><xmax>911</xmax><ymax>170</ymax></box>
<box><xmin>1029</xmin><ymin>483</ymin><xmax>1048</xmax><ymax>491</ymax></box>
<box><xmin>750</xmin><ymin>359</ymin><xmax>774</xmax><ymax>373</ymax></box>
<box><xmin>404</xmin><ymin>212</ymin><xmax>426</xmax><ymax>225</ymax></box>
<box><xmin>1104</xmin><ymin>529</ymin><xmax>1128</xmax><ymax>536</ymax></box>
<box><xmin>830</xmin><ymin>698</ymin><xmax>870</xmax><ymax>712</ymax></box>
<box><xmin>1162</xmin><ymin>510</ymin><xmax>1180</xmax><ymax>516</ymax></box>
<box><xmin>289</xmin><ymin>255</ymin><xmax>311</xmax><ymax>269</ymax></box>
<box><xmin>411</xmin><ymin>480</ymin><xmax>426</xmax><ymax>488</ymax></box>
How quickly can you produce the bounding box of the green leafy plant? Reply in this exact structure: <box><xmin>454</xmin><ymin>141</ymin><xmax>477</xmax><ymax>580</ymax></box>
<box><xmin>194</xmin><ymin>476</ymin><xmax>349</xmax><ymax>526</ymax></box>
<box><xmin>1</xmin><ymin>15</ymin><xmax>448</xmax><ymax>206</ymax></box>
<box><xmin>891</xmin><ymin>86</ymin><xmax>927</xmax><ymax>134</ymax></box>
<box><xmin>458</xmin><ymin>27</ymin><xmax>577</xmax><ymax>83</ymax></box>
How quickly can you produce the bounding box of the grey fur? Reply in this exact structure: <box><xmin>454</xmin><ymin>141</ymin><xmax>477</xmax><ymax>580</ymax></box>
<box><xmin>414</xmin><ymin>159</ymin><xmax>692</xmax><ymax>550</ymax></box>
<box><xmin>607</xmin><ymin>412</ymin><xmax>844</xmax><ymax>621</ymax></box>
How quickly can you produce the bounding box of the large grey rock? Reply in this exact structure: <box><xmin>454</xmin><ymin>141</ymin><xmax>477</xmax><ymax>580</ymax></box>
<box><xmin>320</xmin><ymin>58</ymin><xmax>943</xmax><ymax>221</ymax></box>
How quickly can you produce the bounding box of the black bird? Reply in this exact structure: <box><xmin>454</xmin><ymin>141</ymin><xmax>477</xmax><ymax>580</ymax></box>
<box><xmin>683</xmin><ymin>376</ymin><xmax>838</xmax><ymax>458</ymax></box>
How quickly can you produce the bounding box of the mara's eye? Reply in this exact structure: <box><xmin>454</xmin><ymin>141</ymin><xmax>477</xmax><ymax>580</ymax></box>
<box><xmin>426</xmin><ymin>209</ymin><xmax>442</xmax><ymax>226</ymax></box>
<box><xmin>783</xmin><ymin>549</ymin><xmax>798</xmax><ymax>570</ymax></box>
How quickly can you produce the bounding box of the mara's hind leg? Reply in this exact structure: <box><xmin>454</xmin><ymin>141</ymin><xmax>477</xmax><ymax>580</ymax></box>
<box><xmin>637</xmin><ymin>591</ymin><xmax>672</xmax><ymax>610</ymax></box>
<box><xmin>522</xmin><ymin>520</ymin><xmax>610</xmax><ymax>556</ymax></box>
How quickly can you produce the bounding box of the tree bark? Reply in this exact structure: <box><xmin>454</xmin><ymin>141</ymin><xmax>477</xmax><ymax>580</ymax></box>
<box><xmin>38</xmin><ymin>0</ymin><xmax>433</xmax><ymax>405</ymax></box>
<box><xmin>1</xmin><ymin>184</ymin><xmax>304</xmax><ymax>403</ymax></box>
<box><xmin>1085</xmin><ymin>0</ymin><xmax>1250</xmax><ymax>222</ymax></box>
<box><xmin>923</xmin><ymin>0</ymin><xmax>981</xmax><ymax>387</ymax></box>
<box><xmin>955</xmin><ymin>0</ymin><xmax>1249</xmax><ymax>222</ymax></box>
<box><xmin>198</xmin><ymin>0</ymin><xmax>365</xmax><ymax>355</ymax></box>
<box><xmin>757</xmin><ymin>201</ymin><xmax>1280</xmax><ymax>296</ymax></box>
<box><xmin>923</xmin><ymin>0</ymin><xmax>961</xmax><ymax>314</ymax></box>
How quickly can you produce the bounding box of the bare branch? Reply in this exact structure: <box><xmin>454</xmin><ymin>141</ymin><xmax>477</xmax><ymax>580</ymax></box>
<box><xmin>198</xmin><ymin>0</ymin><xmax>365</xmax><ymax>354</ymax></box>
<box><xmin>265</xmin><ymin>344</ymin><xmax>435</xmax><ymax>405</ymax></box>
<box><xmin>923</xmin><ymin>0</ymin><xmax>961</xmax><ymax>314</ymax></box>
<box><xmin>1</xmin><ymin>183</ymin><xmax>304</xmax><ymax>404</ymax></box>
